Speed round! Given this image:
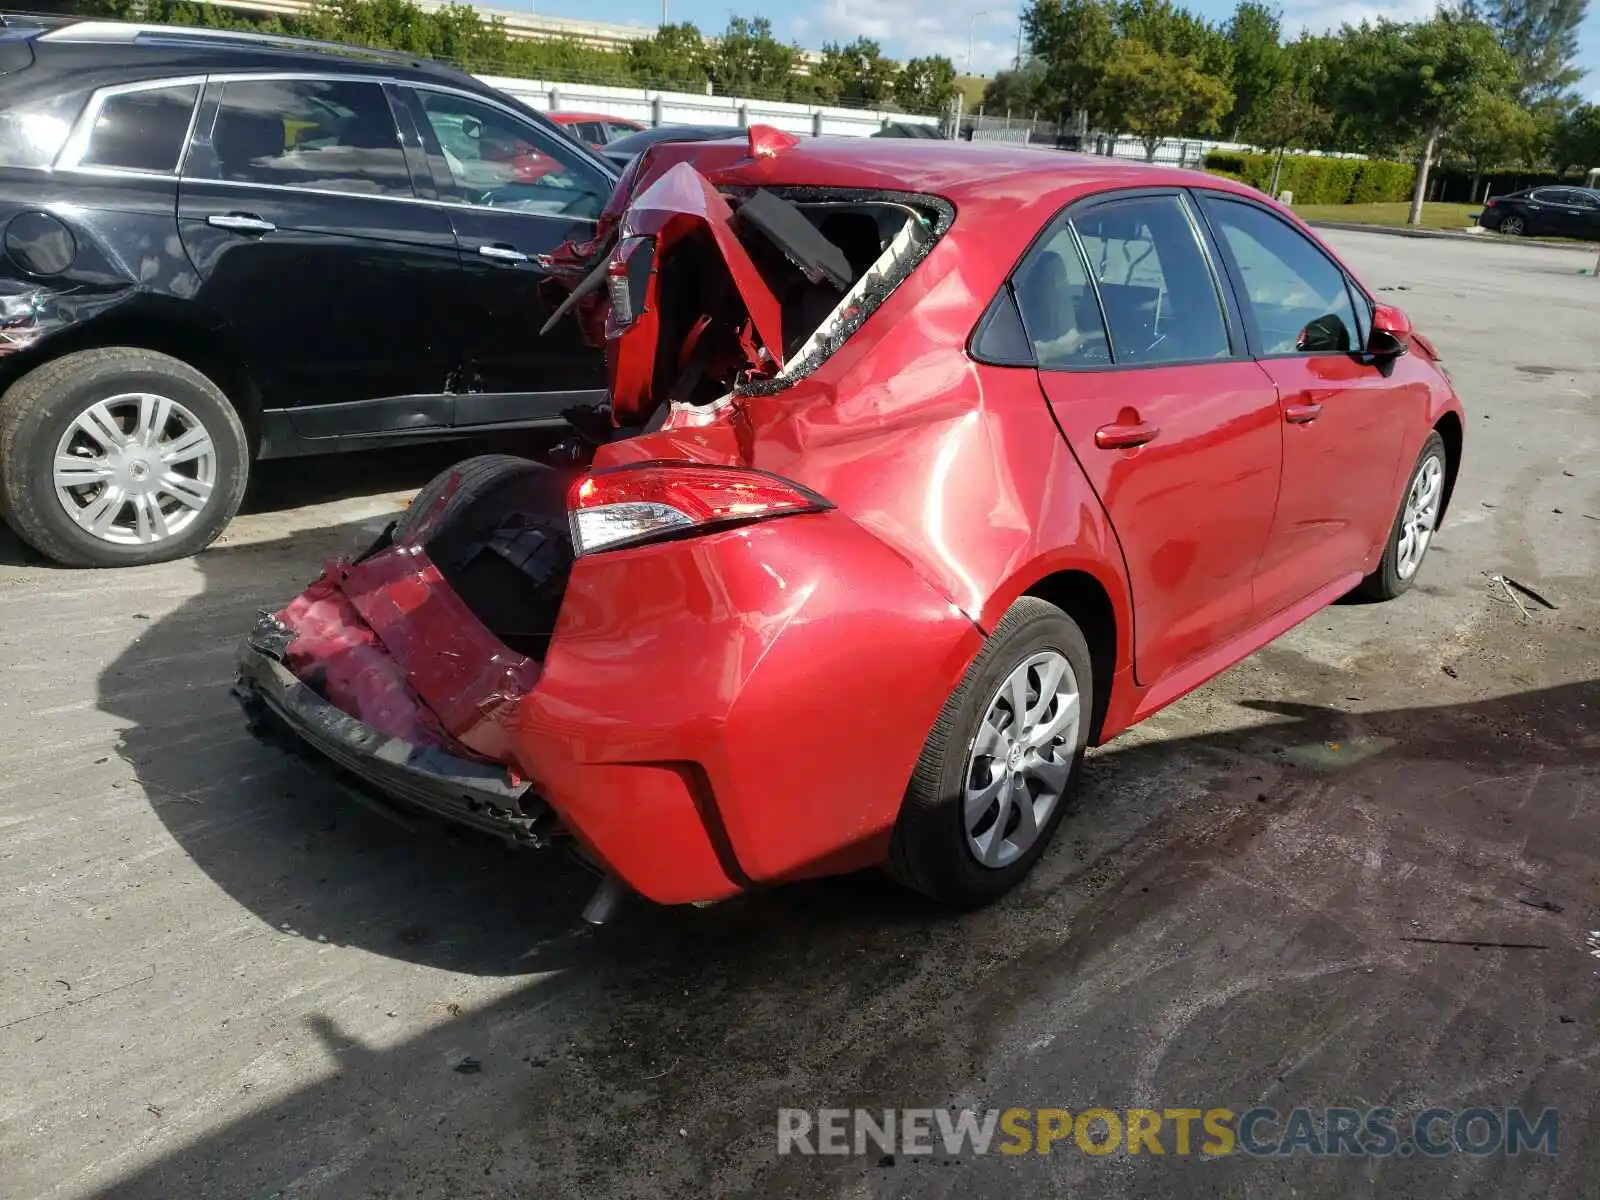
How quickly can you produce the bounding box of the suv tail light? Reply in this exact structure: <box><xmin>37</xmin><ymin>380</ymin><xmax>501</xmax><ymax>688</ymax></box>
<box><xmin>568</xmin><ymin>463</ymin><xmax>830</xmax><ymax>555</ymax></box>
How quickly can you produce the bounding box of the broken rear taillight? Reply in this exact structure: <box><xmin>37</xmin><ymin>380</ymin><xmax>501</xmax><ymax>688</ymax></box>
<box><xmin>605</xmin><ymin>235</ymin><xmax>655</xmax><ymax>331</ymax></box>
<box><xmin>568</xmin><ymin>463</ymin><xmax>831</xmax><ymax>555</ymax></box>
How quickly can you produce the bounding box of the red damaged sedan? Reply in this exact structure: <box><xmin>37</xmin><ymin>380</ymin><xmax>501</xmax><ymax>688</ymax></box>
<box><xmin>235</xmin><ymin>129</ymin><xmax>1464</xmax><ymax>916</ymax></box>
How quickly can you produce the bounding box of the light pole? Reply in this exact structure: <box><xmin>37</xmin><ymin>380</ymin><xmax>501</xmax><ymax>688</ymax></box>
<box><xmin>966</xmin><ymin>9</ymin><xmax>1001</xmax><ymax>75</ymax></box>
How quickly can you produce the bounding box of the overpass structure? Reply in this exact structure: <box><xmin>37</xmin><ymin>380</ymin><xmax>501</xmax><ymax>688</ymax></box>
<box><xmin>203</xmin><ymin>0</ymin><xmax>824</xmax><ymax>67</ymax></box>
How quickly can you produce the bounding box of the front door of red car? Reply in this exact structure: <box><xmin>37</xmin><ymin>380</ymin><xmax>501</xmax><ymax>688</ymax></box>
<box><xmin>1195</xmin><ymin>194</ymin><xmax>1414</xmax><ymax>614</ymax></box>
<box><xmin>1017</xmin><ymin>192</ymin><xmax>1283</xmax><ymax>685</ymax></box>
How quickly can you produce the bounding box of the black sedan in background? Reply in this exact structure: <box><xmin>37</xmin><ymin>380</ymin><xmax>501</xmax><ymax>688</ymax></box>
<box><xmin>1476</xmin><ymin>186</ymin><xmax>1600</xmax><ymax>239</ymax></box>
<box><xmin>598</xmin><ymin>124</ymin><xmax>742</xmax><ymax>169</ymax></box>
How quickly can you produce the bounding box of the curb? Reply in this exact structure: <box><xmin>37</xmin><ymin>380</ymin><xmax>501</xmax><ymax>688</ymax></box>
<box><xmin>1306</xmin><ymin>220</ymin><xmax>1593</xmax><ymax>253</ymax></box>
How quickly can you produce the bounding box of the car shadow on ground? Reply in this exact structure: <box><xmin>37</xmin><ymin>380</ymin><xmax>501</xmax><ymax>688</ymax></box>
<box><xmin>92</xmin><ymin>505</ymin><xmax>1600</xmax><ymax>1196</ymax></box>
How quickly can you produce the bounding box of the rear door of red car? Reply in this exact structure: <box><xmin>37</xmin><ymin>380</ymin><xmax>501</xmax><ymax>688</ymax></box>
<box><xmin>1194</xmin><ymin>193</ymin><xmax>1414</xmax><ymax>614</ymax></box>
<box><xmin>1017</xmin><ymin>190</ymin><xmax>1283</xmax><ymax>686</ymax></box>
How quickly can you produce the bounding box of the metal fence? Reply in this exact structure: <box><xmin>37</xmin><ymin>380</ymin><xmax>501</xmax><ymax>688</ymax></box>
<box><xmin>475</xmin><ymin>74</ymin><xmax>942</xmax><ymax>139</ymax></box>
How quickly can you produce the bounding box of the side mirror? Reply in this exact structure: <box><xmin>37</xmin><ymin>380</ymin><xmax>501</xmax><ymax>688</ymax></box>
<box><xmin>1368</xmin><ymin>303</ymin><xmax>1411</xmax><ymax>358</ymax></box>
<box><xmin>1296</xmin><ymin>313</ymin><xmax>1353</xmax><ymax>353</ymax></box>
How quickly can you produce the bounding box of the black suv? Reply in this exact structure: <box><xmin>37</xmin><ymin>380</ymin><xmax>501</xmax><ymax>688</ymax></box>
<box><xmin>0</xmin><ymin>16</ymin><xmax>618</xmax><ymax>566</ymax></box>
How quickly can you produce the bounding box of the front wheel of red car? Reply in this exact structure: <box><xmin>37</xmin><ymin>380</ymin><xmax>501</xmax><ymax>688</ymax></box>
<box><xmin>888</xmin><ymin>597</ymin><xmax>1093</xmax><ymax>908</ymax></box>
<box><xmin>1356</xmin><ymin>432</ymin><xmax>1447</xmax><ymax>601</ymax></box>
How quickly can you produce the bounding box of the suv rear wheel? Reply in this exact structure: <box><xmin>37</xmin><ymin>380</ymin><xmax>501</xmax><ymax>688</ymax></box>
<box><xmin>0</xmin><ymin>348</ymin><xmax>250</xmax><ymax>567</ymax></box>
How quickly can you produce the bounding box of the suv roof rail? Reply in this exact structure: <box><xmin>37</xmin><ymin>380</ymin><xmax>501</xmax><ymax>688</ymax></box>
<box><xmin>39</xmin><ymin>19</ymin><xmax>471</xmax><ymax>79</ymax></box>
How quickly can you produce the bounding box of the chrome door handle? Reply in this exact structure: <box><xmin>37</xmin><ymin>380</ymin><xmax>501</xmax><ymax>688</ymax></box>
<box><xmin>207</xmin><ymin>213</ymin><xmax>275</xmax><ymax>235</ymax></box>
<box><xmin>478</xmin><ymin>244</ymin><xmax>529</xmax><ymax>264</ymax></box>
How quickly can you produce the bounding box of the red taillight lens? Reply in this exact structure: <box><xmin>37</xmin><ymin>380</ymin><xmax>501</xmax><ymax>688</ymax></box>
<box><xmin>1485</xmin><ymin>198</ymin><xmax>1498</xmax><ymax>207</ymax></box>
<box><xmin>568</xmin><ymin>463</ymin><xmax>830</xmax><ymax>555</ymax></box>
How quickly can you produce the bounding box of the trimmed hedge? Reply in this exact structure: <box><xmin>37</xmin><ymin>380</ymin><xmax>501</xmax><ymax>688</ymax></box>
<box><xmin>1204</xmin><ymin>152</ymin><xmax>1415</xmax><ymax>205</ymax></box>
<box><xmin>1431</xmin><ymin>167</ymin><xmax>1578</xmax><ymax>204</ymax></box>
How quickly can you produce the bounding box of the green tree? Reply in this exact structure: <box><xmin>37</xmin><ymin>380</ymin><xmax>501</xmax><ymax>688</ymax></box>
<box><xmin>815</xmin><ymin>37</ymin><xmax>899</xmax><ymax>108</ymax></box>
<box><xmin>1098</xmin><ymin>35</ymin><xmax>1233</xmax><ymax>157</ymax></box>
<box><xmin>1225</xmin><ymin>1</ymin><xmax>1283</xmax><ymax>138</ymax></box>
<box><xmin>1447</xmin><ymin>91</ymin><xmax>1539</xmax><ymax>198</ymax></box>
<box><xmin>981</xmin><ymin>58</ymin><xmax>1048</xmax><ymax>114</ymax></box>
<box><xmin>1317</xmin><ymin>21</ymin><xmax>1413</xmax><ymax>155</ymax></box>
<box><xmin>627</xmin><ymin>23</ymin><xmax>711</xmax><ymax>91</ymax></box>
<box><xmin>1462</xmin><ymin>0</ymin><xmax>1588</xmax><ymax>101</ymax></box>
<box><xmin>707</xmin><ymin>16</ymin><xmax>801</xmax><ymax>97</ymax></box>
<box><xmin>1396</xmin><ymin>13</ymin><xmax>1520</xmax><ymax>224</ymax></box>
<box><xmin>1117</xmin><ymin>0</ymin><xmax>1233</xmax><ymax>78</ymax></box>
<box><xmin>1551</xmin><ymin>103</ymin><xmax>1600</xmax><ymax>173</ymax></box>
<box><xmin>1023</xmin><ymin>0</ymin><xmax>1117</xmax><ymax>119</ymax></box>
<box><xmin>1319</xmin><ymin>13</ymin><xmax>1518</xmax><ymax>221</ymax></box>
<box><xmin>1244</xmin><ymin>82</ymin><xmax>1333</xmax><ymax>192</ymax></box>
<box><xmin>894</xmin><ymin>56</ymin><xmax>960</xmax><ymax>115</ymax></box>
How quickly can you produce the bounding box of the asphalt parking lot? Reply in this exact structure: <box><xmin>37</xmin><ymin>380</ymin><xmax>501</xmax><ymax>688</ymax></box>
<box><xmin>1</xmin><ymin>229</ymin><xmax>1596</xmax><ymax>1200</ymax></box>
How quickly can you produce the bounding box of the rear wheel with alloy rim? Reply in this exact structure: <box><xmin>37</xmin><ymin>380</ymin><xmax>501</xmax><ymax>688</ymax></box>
<box><xmin>0</xmin><ymin>348</ymin><xmax>249</xmax><ymax>567</ymax></box>
<box><xmin>1499</xmin><ymin>214</ymin><xmax>1525</xmax><ymax>236</ymax></box>
<box><xmin>964</xmin><ymin>650</ymin><xmax>1080</xmax><ymax>869</ymax></box>
<box><xmin>889</xmin><ymin>596</ymin><xmax>1093</xmax><ymax>907</ymax></box>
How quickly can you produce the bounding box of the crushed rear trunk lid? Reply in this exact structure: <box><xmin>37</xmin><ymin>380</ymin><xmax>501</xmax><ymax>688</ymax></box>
<box><xmin>548</xmin><ymin>129</ymin><xmax>952</xmax><ymax>427</ymax></box>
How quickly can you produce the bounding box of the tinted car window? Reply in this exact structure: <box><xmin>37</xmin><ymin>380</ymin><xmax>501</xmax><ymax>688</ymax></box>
<box><xmin>198</xmin><ymin>78</ymin><xmax>411</xmax><ymax>197</ymax></box>
<box><xmin>573</xmin><ymin>121</ymin><xmax>605</xmax><ymax>143</ymax></box>
<box><xmin>1071</xmin><ymin>195</ymin><xmax>1230</xmax><ymax>365</ymax></box>
<box><xmin>1530</xmin><ymin>188</ymin><xmax>1570</xmax><ymax>204</ymax></box>
<box><xmin>414</xmin><ymin>90</ymin><xmax>610</xmax><ymax>219</ymax></box>
<box><xmin>1204</xmin><ymin>198</ymin><xmax>1358</xmax><ymax>355</ymax></box>
<box><xmin>605</xmin><ymin>122</ymin><xmax>639</xmax><ymax>142</ymax></box>
<box><xmin>0</xmin><ymin>92</ymin><xmax>87</xmax><ymax>168</ymax></box>
<box><xmin>1012</xmin><ymin>224</ymin><xmax>1110</xmax><ymax>366</ymax></box>
<box><xmin>80</xmin><ymin>84</ymin><xmax>199</xmax><ymax>174</ymax></box>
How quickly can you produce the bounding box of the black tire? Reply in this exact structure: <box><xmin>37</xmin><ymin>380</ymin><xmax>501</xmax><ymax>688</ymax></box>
<box><xmin>0</xmin><ymin>348</ymin><xmax>249</xmax><ymax>567</ymax></box>
<box><xmin>1356</xmin><ymin>432</ymin><xmax>1447</xmax><ymax>602</ymax></box>
<box><xmin>1499</xmin><ymin>214</ymin><xmax>1525</xmax><ymax>236</ymax></box>
<box><xmin>888</xmin><ymin>596</ymin><xmax>1093</xmax><ymax>908</ymax></box>
<box><xmin>392</xmin><ymin>454</ymin><xmax>575</xmax><ymax>657</ymax></box>
<box><xmin>392</xmin><ymin>453</ymin><xmax>546</xmax><ymax>545</ymax></box>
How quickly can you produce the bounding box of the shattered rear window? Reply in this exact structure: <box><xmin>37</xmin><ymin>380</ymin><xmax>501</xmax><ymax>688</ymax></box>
<box><xmin>732</xmin><ymin>187</ymin><xmax>954</xmax><ymax>397</ymax></box>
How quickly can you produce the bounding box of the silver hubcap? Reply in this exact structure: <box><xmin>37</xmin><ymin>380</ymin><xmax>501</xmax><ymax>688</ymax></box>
<box><xmin>1502</xmin><ymin>217</ymin><xmax>1523</xmax><ymax>235</ymax></box>
<box><xmin>964</xmin><ymin>650</ymin><xmax>1081</xmax><ymax>869</ymax></box>
<box><xmin>53</xmin><ymin>393</ymin><xmax>217</xmax><ymax>546</ymax></box>
<box><xmin>1396</xmin><ymin>453</ymin><xmax>1444</xmax><ymax>580</ymax></box>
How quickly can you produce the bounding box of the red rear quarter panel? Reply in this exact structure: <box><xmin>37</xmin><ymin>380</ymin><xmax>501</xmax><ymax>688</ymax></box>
<box><xmin>511</xmin><ymin>513</ymin><xmax>982</xmax><ymax>899</ymax></box>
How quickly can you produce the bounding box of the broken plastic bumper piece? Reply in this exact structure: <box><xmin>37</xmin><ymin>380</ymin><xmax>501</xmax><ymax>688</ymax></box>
<box><xmin>233</xmin><ymin>612</ymin><xmax>552</xmax><ymax>845</ymax></box>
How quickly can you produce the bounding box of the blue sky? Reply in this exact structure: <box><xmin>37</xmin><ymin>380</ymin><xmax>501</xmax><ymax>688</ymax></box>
<box><xmin>513</xmin><ymin>0</ymin><xmax>1600</xmax><ymax>97</ymax></box>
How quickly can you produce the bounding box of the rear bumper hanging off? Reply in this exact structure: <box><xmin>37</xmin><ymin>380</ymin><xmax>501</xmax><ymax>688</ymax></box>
<box><xmin>233</xmin><ymin>613</ymin><xmax>551</xmax><ymax>845</ymax></box>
